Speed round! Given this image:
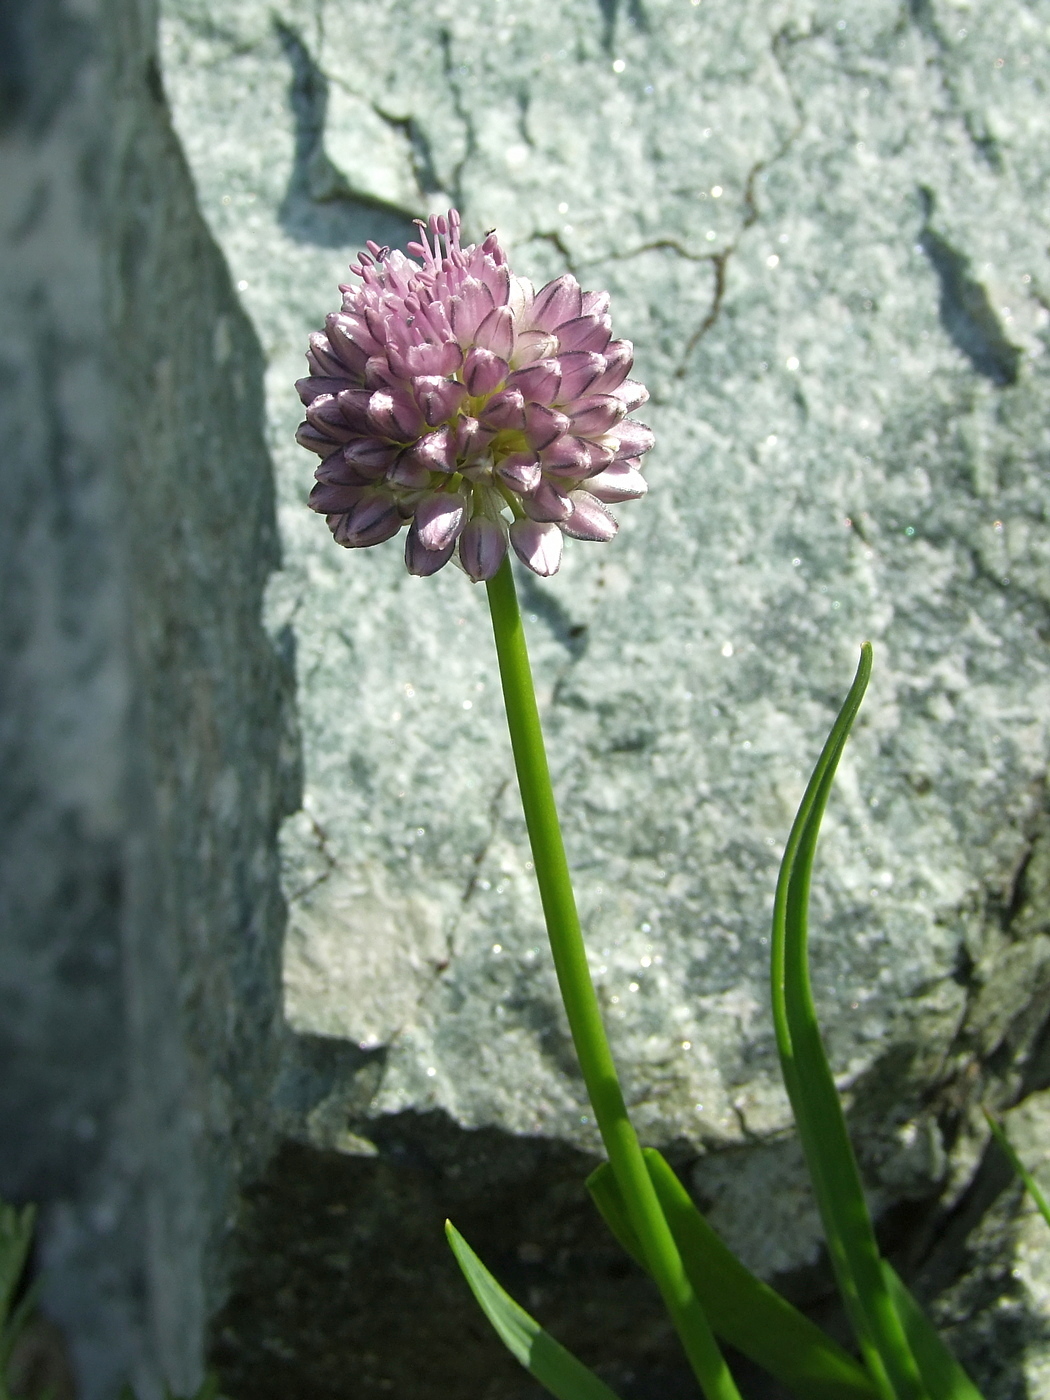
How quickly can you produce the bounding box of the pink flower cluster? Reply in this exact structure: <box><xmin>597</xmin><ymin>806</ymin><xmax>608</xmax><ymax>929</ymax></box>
<box><xmin>296</xmin><ymin>210</ymin><xmax>653</xmax><ymax>580</ymax></box>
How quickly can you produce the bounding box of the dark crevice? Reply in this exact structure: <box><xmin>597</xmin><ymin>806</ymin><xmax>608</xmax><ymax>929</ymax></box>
<box><xmin>273</xmin><ymin>19</ymin><xmax>417</xmax><ymax>248</ymax></box>
<box><xmin>918</xmin><ymin>189</ymin><xmax>1021</xmax><ymax>387</ymax></box>
<box><xmin>676</xmin><ymin>252</ymin><xmax>728</xmax><ymax>371</ymax></box>
<box><xmin>372</xmin><ymin>106</ymin><xmax>443</xmax><ymax>197</ymax></box>
<box><xmin>906</xmin><ymin>1</ymin><xmax>1004</xmax><ymax>171</ymax></box>
<box><xmin>525</xmin><ymin>229</ymin><xmax>580</xmax><ymax>278</ymax></box>
<box><xmin>674</xmin><ymin>24</ymin><xmax>806</xmax><ymax>377</ymax></box>
<box><xmin>460</xmin><ymin>779</ymin><xmax>510</xmax><ymax>906</ymax></box>
<box><xmin>607</xmin><ymin>237</ymin><xmax>715</xmax><ymax>264</ymax></box>
<box><xmin>595</xmin><ymin>0</ymin><xmax>649</xmax><ymax>56</ymax></box>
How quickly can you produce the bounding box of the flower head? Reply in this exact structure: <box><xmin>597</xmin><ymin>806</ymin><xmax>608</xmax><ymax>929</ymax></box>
<box><xmin>297</xmin><ymin>210</ymin><xmax>652</xmax><ymax>581</ymax></box>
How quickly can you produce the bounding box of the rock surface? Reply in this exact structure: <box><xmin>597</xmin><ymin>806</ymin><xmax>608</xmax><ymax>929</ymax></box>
<box><xmin>165</xmin><ymin>0</ymin><xmax>1050</xmax><ymax>1183</ymax></box>
<box><xmin>1</xmin><ymin>1</ymin><xmax>291</xmax><ymax>1394</ymax></box>
<box><xmin>156</xmin><ymin>0</ymin><xmax>1050</xmax><ymax>1391</ymax></box>
<box><xmin>8</xmin><ymin>0</ymin><xmax>1050</xmax><ymax>1394</ymax></box>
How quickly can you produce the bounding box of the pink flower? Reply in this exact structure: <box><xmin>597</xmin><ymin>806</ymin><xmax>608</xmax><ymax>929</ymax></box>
<box><xmin>297</xmin><ymin>210</ymin><xmax>652</xmax><ymax>581</ymax></box>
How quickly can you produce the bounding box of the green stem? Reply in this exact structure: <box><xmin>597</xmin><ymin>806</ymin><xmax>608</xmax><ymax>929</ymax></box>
<box><xmin>485</xmin><ymin>557</ymin><xmax>741</xmax><ymax>1400</ymax></box>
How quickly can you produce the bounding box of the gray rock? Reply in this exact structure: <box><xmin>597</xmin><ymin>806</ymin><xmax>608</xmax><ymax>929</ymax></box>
<box><xmin>163</xmin><ymin>0</ymin><xmax>1050</xmax><ymax>1190</ymax></box>
<box><xmin>8</xmin><ymin>0</ymin><xmax>1050</xmax><ymax>1393</ymax></box>
<box><xmin>1</xmin><ymin>0</ymin><xmax>291</xmax><ymax>1394</ymax></box>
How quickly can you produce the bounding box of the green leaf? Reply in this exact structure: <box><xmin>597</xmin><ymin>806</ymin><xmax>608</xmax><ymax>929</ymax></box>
<box><xmin>771</xmin><ymin>644</ymin><xmax>927</xmax><ymax>1400</ymax></box>
<box><xmin>0</xmin><ymin>1202</ymin><xmax>36</xmax><ymax>1400</ymax></box>
<box><xmin>446</xmin><ymin>1221</ymin><xmax>623</xmax><ymax>1400</ymax></box>
<box><xmin>0</xmin><ymin>1204</ymin><xmax>34</xmax><ymax>1324</ymax></box>
<box><xmin>983</xmin><ymin>1110</ymin><xmax>1050</xmax><ymax>1232</ymax></box>
<box><xmin>588</xmin><ymin>1149</ymin><xmax>879</xmax><ymax>1400</ymax></box>
<box><xmin>880</xmin><ymin>1264</ymin><xmax>984</xmax><ymax>1400</ymax></box>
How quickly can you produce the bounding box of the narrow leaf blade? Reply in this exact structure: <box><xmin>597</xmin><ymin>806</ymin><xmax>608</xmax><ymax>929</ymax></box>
<box><xmin>771</xmin><ymin>645</ymin><xmax>927</xmax><ymax>1400</ymax></box>
<box><xmin>881</xmin><ymin>1264</ymin><xmax>984</xmax><ymax>1400</ymax></box>
<box><xmin>984</xmin><ymin>1110</ymin><xmax>1050</xmax><ymax>1232</ymax></box>
<box><xmin>446</xmin><ymin>1221</ymin><xmax>623</xmax><ymax>1400</ymax></box>
<box><xmin>588</xmin><ymin>1150</ymin><xmax>880</xmax><ymax>1400</ymax></box>
<box><xmin>0</xmin><ymin>1205</ymin><xmax>34</xmax><ymax>1322</ymax></box>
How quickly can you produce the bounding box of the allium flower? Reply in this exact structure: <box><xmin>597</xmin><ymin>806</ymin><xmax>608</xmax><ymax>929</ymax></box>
<box><xmin>296</xmin><ymin>210</ymin><xmax>653</xmax><ymax>581</ymax></box>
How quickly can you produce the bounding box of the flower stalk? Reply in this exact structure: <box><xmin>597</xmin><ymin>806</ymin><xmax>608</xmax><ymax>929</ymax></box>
<box><xmin>485</xmin><ymin>556</ymin><xmax>742</xmax><ymax>1400</ymax></box>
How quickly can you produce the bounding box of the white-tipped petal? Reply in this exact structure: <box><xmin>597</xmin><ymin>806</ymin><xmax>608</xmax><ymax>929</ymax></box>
<box><xmin>510</xmin><ymin>519</ymin><xmax>564</xmax><ymax>577</ymax></box>
<box><xmin>585</xmin><ymin>460</ymin><xmax>648</xmax><ymax>503</ymax></box>
<box><xmin>561</xmin><ymin>491</ymin><xmax>618</xmax><ymax>542</ymax></box>
<box><xmin>405</xmin><ymin>525</ymin><xmax>455</xmax><ymax>576</ymax></box>
<box><xmin>415</xmin><ymin>491</ymin><xmax>468</xmax><ymax>551</ymax></box>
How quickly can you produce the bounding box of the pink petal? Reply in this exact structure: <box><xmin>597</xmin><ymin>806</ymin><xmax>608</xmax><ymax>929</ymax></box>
<box><xmin>510</xmin><ymin>519</ymin><xmax>564</xmax><ymax>577</ymax></box>
<box><xmin>326</xmin><ymin>312</ymin><xmax>379</xmax><ymax>371</ymax></box>
<box><xmin>450</xmin><ymin>278</ymin><xmax>496</xmax><ymax>343</ymax></box>
<box><xmin>455</xmin><ymin>415</ymin><xmax>488</xmax><ymax>463</ymax></box>
<box><xmin>568</xmin><ymin>395</ymin><xmax>626</xmax><ymax>436</ymax></box>
<box><xmin>407</xmin><ymin>426</ymin><xmax>457</xmax><ymax>473</ymax></box>
<box><xmin>308</xmin><ymin>481</ymin><xmax>367</xmax><ymax>513</ymax></box>
<box><xmin>368</xmin><ymin>389</ymin><xmax>424</xmax><ymax>440</ymax></box>
<box><xmin>589</xmin><ymin>342</ymin><xmax>635</xmax><ymax>394</ymax></box>
<box><xmin>511</xmin><ymin>329</ymin><xmax>558</xmax><ymax>366</ymax></box>
<box><xmin>334</xmin><ymin>493</ymin><xmax>403</xmax><ymax>547</ymax></box>
<box><xmin>479</xmin><ymin>388</ymin><xmax>526</xmax><ymax>432</ymax></box>
<box><xmin>415</xmin><ymin>491</ymin><xmax>468</xmax><ymax>551</ymax></box>
<box><xmin>609</xmin><ymin>419</ymin><xmax>655</xmax><ymax>460</ymax></box>
<box><xmin>561</xmin><ymin>491</ymin><xmax>618</xmax><ymax>542</ymax></box>
<box><xmin>364</xmin><ymin>355</ymin><xmax>401</xmax><ymax>390</ymax></box>
<box><xmin>610</xmin><ymin>378</ymin><xmax>649</xmax><ymax>412</ymax></box>
<box><xmin>478</xmin><ymin>261</ymin><xmax>512</xmax><ymax>307</ymax></box>
<box><xmin>387</xmin><ymin>456</ymin><xmax>432</xmax><ymax>489</ymax></box>
<box><xmin>474</xmin><ymin>305</ymin><xmax>515</xmax><ymax>359</ymax></box>
<box><xmin>584</xmin><ymin>460</ymin><xmax>648</xmax><ymax>503</ymax></box>
<box><xmin>463</xmin><ymin>347</ymin><xmax>509</xmax><ymax>396</ymax></box>
<box><xmin>524</xmin><ymin>403</ymin><xmax>570</xmax><ymax>450</ymax></box>
<box><xmin>556</xmin><ymin>314</ymin><xmax>612</xmax><ymax>354</ymax></box>
<box><xmin>389</xmin><ymin>338</ymin><xmax>463</xmax><ymax>380</ymax></box>
<box><xmin>581</xmin><ymin>290</ymin><xmax>611</xmax><ymax>317</ymax></box>
<box><xmin>414</xmin><ymin>376</ymin><xmax>469</xmax><ymax>426</ymax></box>
<box><xmin>555</xmin><ymin>351</ymin><xmax>604</xmax><ymax>401</ymax></box>
<box><xmin>296</xmin><ymin>422</ymin><xmax>338</xmax><ymax>456</ymax></box>
<box><xmin>405</xmin><ymin>526</ymin><xmax>456</xmax><ymax>576</ymax></box>
<box><xmin>314</xmin><ymin>451</ymin><xmax>370</xmax><ymax>486</ymax></box>
<box><xmin>522</xmin><ymin>480</ymin><xmax>573</xmax><ymax>522</ymax></box>
<box><xmin>342</xmin><ymin>438</ymin><xmax>400</xmax><ymax>476</ymax></box>
<box><xmin>296</xmin><ymin>376</ymin><xmax>350</xmax><ymax>406</ymax></box>
<box><xmin>539</xmin><ymin>436</ymin><xmax>590</xmax><ymax>476</ymax></box>
<box><xmin>336</xmin><ymin>388</ymin><xmax>373</xmax><ymax>432</ymax></box>
<box><xmin>505</xmin><ymin>359</ymin><xmax>562</xmax><ymax>405</ymax></box>
<box><xmin>306</xmin><ymin>396</ymin><xmax>357</xmax><ymax>443</ymax></box>
<box><xmin>458</xmin><ymin>517</ymin><xmax>508</xmax><ymax>581</ymax></box>
<box><xmin>530</xmin><ymin>274</ymin><xmax>583</xmax><ymax>332</ymax></box>
<box><xmin>495</xmin><ymin>452</ymin><xmax>542</xmax><ymax>494</ymax></box>
<box><xmin>306</xmin><ymin>333</ymin><xmax>346</xmax><ymax>379</ymax></box>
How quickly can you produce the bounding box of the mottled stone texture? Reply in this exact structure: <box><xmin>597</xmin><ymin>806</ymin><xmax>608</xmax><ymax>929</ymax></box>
<box><xmin>9</xmin><ymin>0</ymin><xmax>1050</xmax><ymax>1395</ymax></box>
<box><xmin>156</xmin><ymin>0</ymin><xmax>1050</xmax><ymax>1387</ymax></box>
<box><xmin>0</xmin><ymin>0</ymin><xmax>290</xmax><ymax>1395</ymax></box>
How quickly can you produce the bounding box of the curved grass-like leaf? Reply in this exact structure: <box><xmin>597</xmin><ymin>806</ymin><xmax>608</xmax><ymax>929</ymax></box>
<box><xmin>771</xmin><ymin>644</ymin><xmax>928</xmax><ymax>1400</ymax></box>
<box><xmin>446</xmin><ymin>1221</ymin><xmax>624</xmax><ymax>1400</ymax></box>
<box><xmin>588</xmin><ymin>1149</ymin><xmax>880</xmax><ymax>1400</ymax></box>
<box><xmin>880</xmin><ymin>1264</ymin><xmax>984</xmax><ymax>1400</ymax></box>
<box><xmin>0</xmin><ymin>1203</ymin><xmax>33</xmax><ymax>1324</ymax></box>
<box><xmin>984</xmin><ymin>1110</ymin><xmax>1050</xmax><ymax>1232</ymax></box>
<box><xmin>0</xmin><ymin>1201</ymin><xmax>37</xmax><ymax>1397</ymax></box>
